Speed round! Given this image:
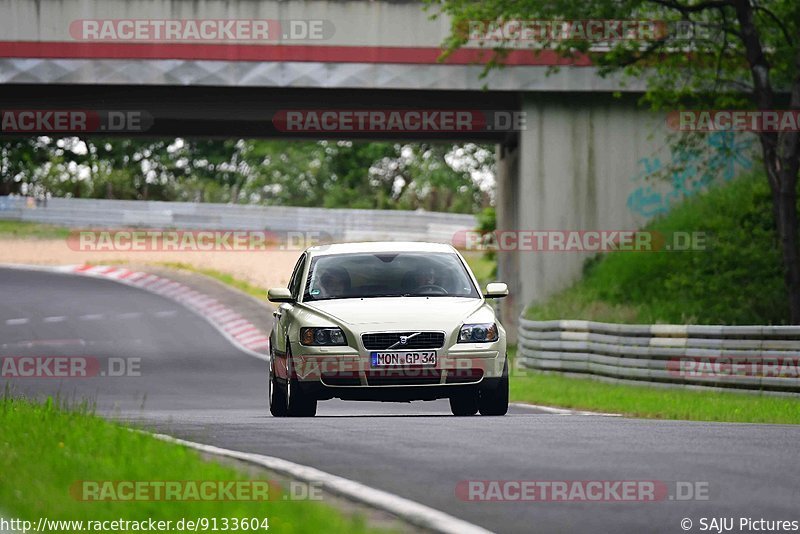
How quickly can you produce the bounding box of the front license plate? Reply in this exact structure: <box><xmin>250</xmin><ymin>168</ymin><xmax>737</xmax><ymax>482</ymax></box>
<box><xmin>370</xmin><ymin>351</ymin><xmax>437</xmax><ymax>367</ymax></box>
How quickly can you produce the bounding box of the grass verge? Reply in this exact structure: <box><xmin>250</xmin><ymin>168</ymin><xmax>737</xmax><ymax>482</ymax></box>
<box><xmin>509</xmin><ymin>365</ymin><xmax>800</xmax><ymax>424</ymax></box>
<box><xmin>0</xmin><ymin>396</ymin><xmax>383</xmax><ymax>533</ymax></box>
<box><xmin>460</xmin><ymin>251</ymin><xmax>496</xmax><ymax>289</ymax></box>
<box><xmin>155</xmin><ymin>262</ymin><xmax>265</xmax><ymax>300</ymax></box>
<box><xmin>0</xmin><ymin>219</ymin><xmax>71</xmax><ymax>239</ymax></box>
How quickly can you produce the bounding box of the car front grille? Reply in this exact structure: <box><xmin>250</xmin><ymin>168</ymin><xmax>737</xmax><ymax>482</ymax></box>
<box><xmin>362</xmin><ymin>331</ymin><xmax>445</xmax><ymax>350</ymax></box>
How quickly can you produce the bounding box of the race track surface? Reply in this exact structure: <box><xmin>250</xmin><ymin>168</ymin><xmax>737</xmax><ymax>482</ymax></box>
<box><xmin>2</xmin><ymin>267</ymin><xmax>798</xmax><ymax>533</ymax></box>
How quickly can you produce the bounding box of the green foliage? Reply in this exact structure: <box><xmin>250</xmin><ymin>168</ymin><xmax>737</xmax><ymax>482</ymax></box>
<box><xmin>527</xmin><ymin>173</ymin><xmax>791</xmax><ymax>324</ymax></box>
<box><xmin>475</xmin><ymin>206</ymin><xmax>498</xmax><ymax>275</ymax></box>
<box><xmin>476</xmin><ymin>206</ymin><xmax>495</xmax><ymax>233</ymax></box>
<box><xmin>426</xmin><ymin>0</ymin><xmax>800</xmax><ymax>204</ymax></box>
<box><xmin>0</xmin><ymin>137</ymin><xmax>494</xmax><ymax>214</ymax></box>
<box><xmin>428</xmin><ymin>0</ymin><xmax>798</xmax><ymax>107</ymax></box>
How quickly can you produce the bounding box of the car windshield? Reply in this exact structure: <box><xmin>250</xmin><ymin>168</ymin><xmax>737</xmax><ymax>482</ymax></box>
<box><xmin>303</xmin><ymin>252</ymin><xmax>479</xmax><ymax>301</ymax></box>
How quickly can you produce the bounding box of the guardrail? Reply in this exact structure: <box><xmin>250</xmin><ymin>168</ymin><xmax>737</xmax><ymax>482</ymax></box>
<box><xmin>0</xmin><ymin>196</ymin><xmax>476</xmax><ymax>243</ymax></box>
<box><xmin>517</xmin><ymin>318</ymin><xmax>800</xmax><ymax>393</ymax></box>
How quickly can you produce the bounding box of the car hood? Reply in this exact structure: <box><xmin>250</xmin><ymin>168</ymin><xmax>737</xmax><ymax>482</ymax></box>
<box><xmin>302</xmin><ymin>297</ymin><xmax>488</xmax><ymax>330</ymax></box>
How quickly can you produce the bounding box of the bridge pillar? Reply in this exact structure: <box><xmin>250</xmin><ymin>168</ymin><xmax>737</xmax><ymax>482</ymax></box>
<box><xmin>510</xmin><ymin>93</ymin><xmax>670</xmax><ymax>334</ymax></box>
<box><xmin>495</xmin><ymin>135</ymin><xmax>521</xmax><ymax>344</ymax></box>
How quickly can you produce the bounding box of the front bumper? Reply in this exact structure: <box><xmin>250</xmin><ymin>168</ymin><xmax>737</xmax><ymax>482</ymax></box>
<box><xmin>287</xmin><ymin>340</ymin><xmax>505</xmax><ymax>400</ymax></box>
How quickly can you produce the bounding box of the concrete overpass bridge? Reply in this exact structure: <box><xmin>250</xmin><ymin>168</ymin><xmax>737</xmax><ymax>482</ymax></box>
<box><xmin>0</xmin><ymin>0</ymin><xmax>753</xmax><ymax>336</ymax></box>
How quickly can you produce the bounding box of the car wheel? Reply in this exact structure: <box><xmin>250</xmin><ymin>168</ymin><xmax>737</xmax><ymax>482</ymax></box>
<box><xmin>449</xmin><ymin>389</ymin><xmax>479</xmax><ymax>416</ymax></box>
<box><xmin>269</xmin><ymin>358</ymin><xmax>288</xmax><ymax>417</ymax></box>
<box><xmin>286</xmin><ymin>343</ymin><xmax>317</xmax><ymax>417</ymax></box>
<box><xmin>479</xmin><ymin>358</ymin><xmax>509</xmax><ymax>416</ymax></box>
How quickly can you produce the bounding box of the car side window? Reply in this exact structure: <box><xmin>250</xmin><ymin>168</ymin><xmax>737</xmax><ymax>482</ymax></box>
<box><xmin>288</xmin><ymin>254</ymin><xmax>307</xmax><ymax>300</ymax></box>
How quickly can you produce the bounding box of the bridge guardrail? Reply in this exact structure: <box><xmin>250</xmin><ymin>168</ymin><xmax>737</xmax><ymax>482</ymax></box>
<box><xmin>517</xmin><ymin>317</ymin><xmax>800</xmax><ymax>393</ymax></box>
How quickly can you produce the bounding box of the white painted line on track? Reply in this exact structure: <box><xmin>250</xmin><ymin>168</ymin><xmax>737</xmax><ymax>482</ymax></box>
<box><xmin>151</xmin><ymin>432</ymin><xmax>494</xmax><ymax>534</ymax></box>
<box><xmin>5</xmin><ymin>318</ymin><xmax>29</xmax><ymax>325</ymax></box>
<box><xmin>42</xmin><ymin>316</ymin><xmax>66</xmax><ymax>323</ymax></box>
<box><xmin>510</xmin><ymin>402</ymin><xmax>621</xmax><ymax>417</ymax></box>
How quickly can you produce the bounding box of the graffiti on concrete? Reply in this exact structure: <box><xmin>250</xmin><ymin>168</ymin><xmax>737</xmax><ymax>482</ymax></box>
<box><xmin>627</xmin><ymin>132</ymin><xmax>754</xmax><ymax>218</ymax></box>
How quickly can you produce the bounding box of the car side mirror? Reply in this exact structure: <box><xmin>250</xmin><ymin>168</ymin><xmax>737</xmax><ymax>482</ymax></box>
<box><xmin>267</xmin><ymin>287</ymin><xmax>294</xmax><ymax>303</ymax></box>
<box><xmin>483</xmin><ymin>282</ymin><xmax>508</xmax><ymax>299</ymax></box>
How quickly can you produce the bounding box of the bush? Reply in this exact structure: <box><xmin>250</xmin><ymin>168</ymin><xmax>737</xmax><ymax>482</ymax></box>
<box><xmin>527</xmin><ymin>173</ymin><xmax>792</xmax><ymax>324</ymax></box>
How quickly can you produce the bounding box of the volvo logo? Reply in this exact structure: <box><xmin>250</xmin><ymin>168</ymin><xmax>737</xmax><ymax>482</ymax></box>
<box><xmin>388</xmin><ymin>332</ymin><xmax>421</xmax><ymax>349</ymax></box>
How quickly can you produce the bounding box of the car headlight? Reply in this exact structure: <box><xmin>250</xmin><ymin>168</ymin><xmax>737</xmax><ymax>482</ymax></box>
<box><xmin>300</xmin><ymin>327</ymin><xmax>347</xmax><ymax>346</ymax></box>
<box><xmin>458</xmin><ymin>323</ymin><xmax>498</xmax><ymax>343</ymax></box>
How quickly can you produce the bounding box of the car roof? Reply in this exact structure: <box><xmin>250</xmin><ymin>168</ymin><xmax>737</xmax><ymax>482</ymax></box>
<box><xmin>305</xmin><ymin>241</ymin><xmax>457</xmax><ymax>257</ymax></box>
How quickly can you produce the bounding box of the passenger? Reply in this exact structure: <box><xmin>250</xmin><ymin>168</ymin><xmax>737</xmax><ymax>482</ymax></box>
<box><xmin>318</xmin><ymin>268</ymin><xmax>350</xmax><ymax>298</ymax></box>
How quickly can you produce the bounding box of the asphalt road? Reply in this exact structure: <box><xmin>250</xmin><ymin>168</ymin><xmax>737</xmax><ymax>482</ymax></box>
<box><xmin>2</xmin><ymin>267</ymin><xmax>799</xmax><ymax>534</ymax></box>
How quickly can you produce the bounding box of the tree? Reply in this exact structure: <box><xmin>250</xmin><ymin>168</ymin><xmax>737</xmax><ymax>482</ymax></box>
<box><xmin>0</xmin><ymin>138</ymin><xmax>52</xmax><ymax>196</ymax></box>
<box><xmin>429</xmin><ymin>0</ymin><xmax>800</xmax><ymax>322</ymax></box>
<box><xmin>0</xmin><ymin>135</ymin><xmax>494</xmax><ymax>214</ymax></box>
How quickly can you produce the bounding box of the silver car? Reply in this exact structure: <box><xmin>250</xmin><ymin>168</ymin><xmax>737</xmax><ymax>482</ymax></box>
<box><xmin>267</xmin><ymin>241</ymin><xmax>509</xmax><ymax>417</ymax></box>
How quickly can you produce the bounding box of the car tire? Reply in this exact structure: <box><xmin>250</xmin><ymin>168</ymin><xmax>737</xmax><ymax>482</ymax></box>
<box><xmin>269</xmin><ymin>358</ymin><xmax>288</xmax><ymax>417</ymax></box>
<box><xmin>286</xmin><ymin>379</ymin><xmax>317</xmax><ymax>417</ymax></box>
<box><xmin>286</xmin><ymin>343</ymin><xmax>317</xmax><ymax>417</ymax></box>
<box><xmin>479</xmin><ymin>358</ymin><xmax>509</xmax><ymax>416</ymax></box>
<box><xmin>449</xmin><ymin>389</ymin><xmax>479</xmax><ymax>416</ymax></box>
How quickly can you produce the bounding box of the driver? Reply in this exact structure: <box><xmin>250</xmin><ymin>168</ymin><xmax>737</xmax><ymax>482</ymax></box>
<box><xmin>413</xmin><ymin>266</ymin><xmax>437</xmax><ymax>289</ymax></box>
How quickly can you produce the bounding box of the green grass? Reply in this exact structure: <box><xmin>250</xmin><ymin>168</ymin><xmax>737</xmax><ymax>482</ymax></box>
<box><xmin>526</xmin><ymin>172</ymin><xmax>792</xmax><ymax>324</ymax></box>
<box><xmin>509</xmin><ymin>368</ymin><xmax>800</xmax><ymax>424</ymax></box>
<box><xmin>0</xmin><ymin>219</ymin><xmax>71</xmax><ymax>239</ymax></box>
<box><xmin>155</xmin><ymin>262</ymin><xmax>266</xmax><ymax>300</ymax></box>
<box><xmin>0</xmin><ymin>397</ymin><xmax>383</xmax><ymax>533</ymax></box>
<box><xmin>461</xmin><ymin>251</ymin><xmax>497</xmax><ymax>289</ymax></box>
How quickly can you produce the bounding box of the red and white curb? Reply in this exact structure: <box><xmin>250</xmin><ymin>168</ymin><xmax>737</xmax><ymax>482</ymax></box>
<box><xmin>58</xmin><ymin>264</ymin><xmax>270</xmax><ymax>361</ymax></box>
